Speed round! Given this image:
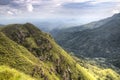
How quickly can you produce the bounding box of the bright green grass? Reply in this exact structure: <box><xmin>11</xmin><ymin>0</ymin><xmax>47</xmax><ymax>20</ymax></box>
<box><xmin>0</xmin><ymin>32</ymin><xmax>60</xmax><ymax>80</ymax></box>
<box><xmin>0</xmin><ymin>65</ymin><xmax>36</xmax><ymax>80</ymax></box>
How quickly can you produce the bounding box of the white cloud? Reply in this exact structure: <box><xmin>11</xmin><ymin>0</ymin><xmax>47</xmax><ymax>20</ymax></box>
<box><xmin>91</xmin><ymin>0</ymin><xmax>120</xmax><ymax>3</ymax></box>
<box><xmin>0</xmin><ymin>0</ymin><xmax>120</xmax><ymax>19</ymax></box>
<box><xmin>111</xmin><ymin>3</ymin><xmax>120</xmax><ymax>14</ymax></box>
<box><xmin>26</xmin><ymin>3</ymin><xmax>33</xmax><ymax>12</ymax></box>
<box><xmin>7</xmin><ymin>11</ymin><xmax>14</xmax><ymax>15</ymax></box>
<box><xmin>71</xmin><ymin>0</ymin><xmax>91</xmax><ymax>2</ymax></box>
<box><xmin>52</xmin><ymin>0</ymin><xmax>90</xmax><ymax>3</ymax></box>
<box><xmin>112</xmin><ymin>9</ymin><xmax>120</xmax><ymax>14</ymax></box>
<box><xmin>56</xmin><ymin>3</ymin><xmax>61</xmax><ymax>6</ymax></box>
<box><xmin>51</xmin><ymin>0</ymin><xmax>120</xmax><ymax>4</ymax></box>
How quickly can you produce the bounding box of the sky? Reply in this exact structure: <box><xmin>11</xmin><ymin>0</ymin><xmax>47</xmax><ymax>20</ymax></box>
<box><xmin>0</xmin><ymin>0</ymin><xmax>120</xmax><ymax>25</ymax></box>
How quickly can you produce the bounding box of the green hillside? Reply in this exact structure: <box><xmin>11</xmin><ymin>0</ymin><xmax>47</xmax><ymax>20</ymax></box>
<box><xmin>0</xmin><ymin>23</ymin><xmax>119</xmax><ymax>80</ymax></box>
<box><xmin>0</xmin><ymin>65</ymin><xmax>35</xmax><ymax>80</ymax></box>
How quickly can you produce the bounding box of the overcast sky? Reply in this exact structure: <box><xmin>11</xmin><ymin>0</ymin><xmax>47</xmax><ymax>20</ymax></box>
<box><xmin>0</xmin><ymin>0</ymin><xmax>120</xmax><ymax>24</ymax></box>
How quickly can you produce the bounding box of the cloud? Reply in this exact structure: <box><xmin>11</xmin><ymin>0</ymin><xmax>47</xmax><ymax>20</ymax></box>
<box><xmin>0</xmin><ymin>0</ymin><xmax>11</xmax><ymax>5</ymax></box>
<box><xmin>112</xmin><ymin>9</ymin><xmax>120</xmax><ymax>14</ymax></box>
<box><xmin>90</xmin><ymin>0</ymin><xmax>120</xmax><ymax>3</ymax></box>
<box><xmin>0</xmin><ymin>0</ymin><xmax>120</xmax><ymax>21</ymax></box>
<box><xmin>62</xmin><ymin>1</ymin><xmax>119</xmax><ymax>9</ymax></box>
<box><xmin>7</xmin><ymin>11</ymin><xmax>14</xmax><ymax>15</ymax></box>
<box><xmin>26</xmin><ymin>3</ymin><xmax>33</xmax><ymax>12</ymax></box>
<box><xmin>112</xmin><ymin>4</ymin><xmax>120</xmax><ymax>14</ymax></box>
<box><xmin>62</xmin><ymin>1</ymin><xmax>93</xmax><ymax>9</ymax></box>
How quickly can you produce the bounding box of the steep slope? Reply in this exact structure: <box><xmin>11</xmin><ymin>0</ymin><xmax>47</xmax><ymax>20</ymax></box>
<box><xmin>53</xmin><ymin>13</ymin><xmax>120</xmax><ymax>68</ymax></box>
<box><xmin>0</xmin><ymin>23</ymin><xmax>96</xmax><ymax>80</ymax></box>
<box><xmin>0</xmin><ymin>66</ymin><xmax>35</xmax><ymax>80</ymax></box>
<box><xmin>0</xmin><ymin>32</ymin><xmax>59</xmax><ymax>80</ymax></box>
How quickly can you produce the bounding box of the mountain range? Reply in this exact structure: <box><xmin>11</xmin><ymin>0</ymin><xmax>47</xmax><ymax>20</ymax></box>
<box><xmin>52</xmin><ymin>13</ymin><xmax>120</xmax><ymax>69</ymax></box>
<box><xmin>0</xmin><ymin>23</ymin><xmax>120</xmax><ymax>80</ymax></box>
<box><xmin>50</xmin><ymin>15</ymin><xmax>112</xmax><ymax>37</ymax></box>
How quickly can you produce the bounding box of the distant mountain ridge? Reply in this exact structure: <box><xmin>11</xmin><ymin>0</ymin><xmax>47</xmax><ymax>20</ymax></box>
<box><xmin>50</xmin><ymin>15</ymin><xmax>112</xmax><ymax>37</ymax></box>
<box><xmin>0</xmin><ymin>24</ymin><xmax>3</xmax><ymax>26</ymax></box>
<box><xmin>52</xmin><ymin>13</ymin><xmax>120</xmax><ymax>68</ymax></box>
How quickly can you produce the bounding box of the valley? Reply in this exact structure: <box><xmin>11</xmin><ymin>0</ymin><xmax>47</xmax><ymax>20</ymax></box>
<box><xmin>51</xmin><ymin>13</ymin><xmax>120</xmax><ymax>70</ymax></box>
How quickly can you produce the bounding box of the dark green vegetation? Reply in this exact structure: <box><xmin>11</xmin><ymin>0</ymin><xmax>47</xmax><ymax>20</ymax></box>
<box><xmin>0</xmin><ymin>23</ymin><xmax>120</xmax><ymax>80</ymax></box>
<box><xmin>51</xmin><ymin>13</ymin><xmax>120</xmax><ymax>69</ymax></box>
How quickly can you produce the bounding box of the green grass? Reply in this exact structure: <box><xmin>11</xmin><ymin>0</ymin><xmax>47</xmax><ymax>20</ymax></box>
<box><xmin>49</xmin><ymin>37</ymin><xmax>96</xmax><ymax>80</ymax></box>
<box><xmin>0</xmin><ymin>32</ymin><xmax>60</xmax><ymax>80</ymax></box>
<box><xmin>0</xmin><ymin>65</ymin><xmax>36</xmax><ymax>80</ymax></box>
<box><xmin>0</xmin><ymin>32</ymin><xmax>37</xmax><ymax>72</ymax></box>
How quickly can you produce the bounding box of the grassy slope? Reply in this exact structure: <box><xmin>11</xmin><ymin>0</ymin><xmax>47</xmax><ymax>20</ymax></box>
<box><xmin>0</xmin><ymin>23</ymin><xmax>119</xmax><ymax>80</ymax></box>
<box><xmin>50</xmin><ymin>38</ymin><xmax>96</xmax><ymax>80</ymax></box>
<box><xmin>73</xmin><ymin>56</ymin><xmax>120</xmax><ymax>80</ymax></box>
<box><xmin>1</xmin><ymin>23</ymin><xmax>96</xmax><ymax>80</ymax></box>
<box><xmin>0</xmin><ymin>65</ymin><xmax>35</xmax><ymax>80</ymax></box>
<box><xmin>0</xmin><ymin>32</ymin><xmax>59</xmax><ymax>80</ymax></box>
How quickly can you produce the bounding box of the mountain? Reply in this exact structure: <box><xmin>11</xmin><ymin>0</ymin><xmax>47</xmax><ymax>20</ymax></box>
<box><xmin>50</xmin><ymin>16</ymin><xmax>112</xmax><ymax>37</ymax></box>
<box><xmin>34</xmin><ymin>21</ymin><xmax>64</xmax><ymax>32</ymax></box>
<box><xmin>0</xmin><ymin>24</ymin><xmax>3</xmax><ymax>27</ymax></box>
<box><xmin>52</xmin><ymin>13</ymin><xmax>120</xmax><ymax>69</ymax></box>
<box><xmin>34</xmin><ymin>20</ymin><xmax>82</xmax><ymax>33</ymax></box>
<box><xmin>0</xmin><ymin>23</ymin><xmax>120</xmax><ymax>80</ymax></box>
